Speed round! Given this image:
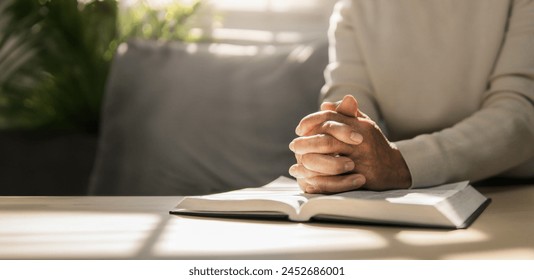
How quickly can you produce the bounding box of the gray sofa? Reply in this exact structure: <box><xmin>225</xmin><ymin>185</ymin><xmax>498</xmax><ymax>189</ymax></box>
<box><xmin>89</xmin><ymin>40</ymin><xmax>328</xmax><ymax>195</ymax></box>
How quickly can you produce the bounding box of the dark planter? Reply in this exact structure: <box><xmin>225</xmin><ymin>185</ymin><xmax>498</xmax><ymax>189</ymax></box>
<box><xmin>0</xmin><ymin>131</ymin><xmax>98</xmax><ymax>195</ymax></box>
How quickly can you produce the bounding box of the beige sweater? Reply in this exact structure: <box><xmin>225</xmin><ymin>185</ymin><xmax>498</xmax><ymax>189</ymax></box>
<box><xmin>322</xmin><ymin>0</ymin><xmax>534</xmax><ymax>187</ymax></box>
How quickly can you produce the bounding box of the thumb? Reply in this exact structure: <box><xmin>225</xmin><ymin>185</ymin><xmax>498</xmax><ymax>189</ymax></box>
<box><xmin>336</xmin><ymin>95</ymin><xmax>360</xmax><ymax>118</ymax></box>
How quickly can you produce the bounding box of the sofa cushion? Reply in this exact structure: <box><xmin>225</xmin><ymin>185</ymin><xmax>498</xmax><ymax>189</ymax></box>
<box><xmin>89</xmin><ymin>40</ymin><xmax>327</xmax><ymax>195</ymax></box>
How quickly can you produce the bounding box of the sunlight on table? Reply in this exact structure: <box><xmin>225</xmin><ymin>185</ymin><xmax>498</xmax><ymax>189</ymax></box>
<box><xmin>152</xmin><ymin>217</ymin><xmax>388</xmax><ymax>258</ymax></box>
<box><xmin>0</xmin><ymin>211</ymin><xmax>162</xmax><ymax>259</ymax></box>
<box><xmin>395</xmin><ymin>229</ymin><xmax>489</xmax><ymax>246</ymax></box>
<box><xmin>444</xmin><ymin>248</ymin><xmax>534</xmax><ymax>259</ymax></box>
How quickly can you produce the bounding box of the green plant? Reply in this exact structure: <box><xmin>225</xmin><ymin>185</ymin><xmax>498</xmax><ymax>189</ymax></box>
<box><xmin>120</xmin><ymin>0</ymin><xmax>202</xmax><ymax>42</ymax></box>
<box><xmin>0</xmin><ymin>0</ymin><xmax>201</xmax><ymax>132</ymax></box>
<box><xmin>0</xmin><ymin>0</ymin><xmax>118</xmax><ymax>132</ymax></box>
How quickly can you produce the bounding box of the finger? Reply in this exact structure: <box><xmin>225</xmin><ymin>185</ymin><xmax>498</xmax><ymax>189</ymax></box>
<box><xmin>336</xmin><ymin>95</ymin><xmax>361</xmax><ymax>118</ymax></box>
<box><xmin>334</xmin><ymin>96</ymin><xmax>370</xmax><ymax>119</ymax></box>
<box><xmin>306</xmin><ymin>120</ymin><xmax>363</xmax><ymax>145</ymax></box>
<box><xmin>294</xmin><ymin>153</ymin><xmax>302</xmax><ymax>164</ymax></box>
<box><xmin>304</xmin><ymin>173</ymin><xmax>366</xmax><ymax>194</ymax></box>
<box><xmin>289</xmin><ymin>164</ymin><xmax>324</xmax><ymax>179</ymax></box>
<box><xmin>300</xmin><ymin>153</ymin><xmax>355</xmax><ymax>175</ymax></box>
<box><xmin>320</xmin><ymin>101</ymin><xmax>336</xmax><ymax>111</ymax></box>
<box><xmin>297</xmin><ymin>178</ymin><xmax>311</xmax><ymax>192</ymax></box>
<box><xmin>290</xmin><ymin>134</ymin><xmax>353</xmax><ymax>155</ymax></box>
<box><xmin>295</xmin><ymin>110</ymin><xmax>358</xmax><ymax>137</ymax></box>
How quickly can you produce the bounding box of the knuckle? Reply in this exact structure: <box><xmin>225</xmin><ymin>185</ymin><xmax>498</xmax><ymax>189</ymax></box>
<box><xmin>303</xmin><ymin>166</ymin><xmax>318</xmax><ymax>178</ymax></box>
<box><xmin>322</xmin><ymin>134</ymin><xmax>337</xmax><ymax>148</ymax></box>
<box><xmin>318</xmin><ymin>111</ymin><xmax>336</xmax><ymax>123</ymax></box>
<box><xmin>348</xmin><ymin>175</ymin><xmax>366</xmax><ymax>189</ymax></box>
<box><xmin>302</xmin><ymin>112</ymin><xmax>319</xmax><ymax>122</ymax></box>
<box><xmin>307</xmin><ymin>178</ymin><xmax>323</xmax><ymax>192</ymax></box>
<box><xmin>296</xmin><ymin>179</ymin><xmax>308</xmax><ymax>191</ymax></box>
<box><xmin>300</xmin><ymin>154</ymin><xmax>316</xmax><ymax>169</ymax></box>
<box><xmin>327</xmin><ymin>157</ymin><xmax>350</xmax><ymax>175</ymax></box>
<box><xmin>333</xmin><ymin>161</ymin><xmax>349</xmax><ymax>174</ymax></box>
<box><xmin>360</xmin><ymin>118</ymin><xmax>378</xmax><ymax>129</ymax></box>
<box><xmin>313</xmin><ymin>184</ymin><xmax>323</xmax><ymax>193</ymax></box>
<box><xmin>301</xmin><ymin>154</ymin><xmax>332</xmax><ymax>174</ymax></box>
<box><xmin>300</xmin><ymin>153</ymin><xmax>312</xmax><ymax>163</ymax></box>
<box><xmin>322</xmin><ymin>135</ymin><xmax>351</xmax><ymax>155</ymax></box>
<box><xmin>321</xmin><ymin>121</ymin><xmax>335</xmax><ymax>132</ymax></box>
<box><xmin>320</xmin><ymin>177</ymin><xmax>342</xmax><ymax>193</ymax></box>
<box><xmin>322</xmin><ymin>121</ymin><xmax>351</xmax><ymax>137</ymax></box>
<box><xmin>292</xmin><ymin>137</ymin><xmax>310</xmax><ymax>153</ymax></box>
<box><xmin>325</xmin><ymin>110</ymin><xmax>338</xmax><ymax>120</ymax></box>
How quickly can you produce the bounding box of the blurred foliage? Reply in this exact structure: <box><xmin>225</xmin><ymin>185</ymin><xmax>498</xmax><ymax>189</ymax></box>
<box><xmin>0</xmin><ymin>0</ymin><xmax>202</xmax><ymax>132</ymax></box>
<box><xmin>120</xmin><ymin>0</ymin><xmax>201</xmax><ymax>42</ymax></box>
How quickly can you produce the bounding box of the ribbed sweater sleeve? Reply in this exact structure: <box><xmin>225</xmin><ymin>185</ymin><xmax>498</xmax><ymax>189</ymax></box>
<box><xmin>322</xmin><ymin>0</ymin><xmax>534</xmax><ymax>187</ymax></box>
<box><xmin>398</xmin><ymin>0</ymin><xmax>534</xmax><ymax>187</ymax></box>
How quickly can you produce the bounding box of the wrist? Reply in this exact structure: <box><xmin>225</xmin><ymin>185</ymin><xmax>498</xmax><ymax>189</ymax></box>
<box><xmin>391</xmin><ymin>148</ymin><xmax>412</xmax><ymax>189</ymax></box>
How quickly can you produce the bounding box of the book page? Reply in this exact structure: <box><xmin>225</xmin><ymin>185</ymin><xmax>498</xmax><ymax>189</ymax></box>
<box><xmin>320</xmin><ymin>181</ymin><xmax>469</xmax><ymax>206</ymax></box>
<box><xmin>172</xmin><ymin>177</ymin><xmax>485</xmax><ymax>228</ymax></box>
<box><xmin>187</xmin><ymin>177</ymin><xmax>308</xmax><ymax>211</ymax></box>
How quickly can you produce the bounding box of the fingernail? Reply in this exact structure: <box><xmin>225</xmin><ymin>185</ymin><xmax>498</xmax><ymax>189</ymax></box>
<box><xmin>353</xmin><ymin>176</ymin><xmax>366</xmax><ymax>187</ymax></box>
<box><xmin>289</xmin><ymin>141</ymin><xmax>295</xmax><ymax>152</ymax></box>
<box><xmin>344</xmin><ymin>161</ymin><xmax>355</xmax><ymax>171</ymax></box>
<box><xmin>350</xmin><ymin>132</ymin><xmax>363</xmax><ymax>144</ymax></box>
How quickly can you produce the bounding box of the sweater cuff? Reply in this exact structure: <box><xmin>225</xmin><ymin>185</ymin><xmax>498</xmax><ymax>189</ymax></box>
<box><xmin>395</xmin><ymin>136</ymin><xmax>447</xmax><ymax>188</ymax></box>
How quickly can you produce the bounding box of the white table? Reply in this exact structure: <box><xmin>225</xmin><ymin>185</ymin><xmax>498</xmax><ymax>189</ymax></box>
<box><xmin>1</xmin><ymin>183</ymin><xmax>533</xmax><ymax>259</ymax></box>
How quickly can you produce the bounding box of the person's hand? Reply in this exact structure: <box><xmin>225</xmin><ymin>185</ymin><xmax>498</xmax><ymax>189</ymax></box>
<box><xmin>289</xmin><ymin>95</ymin><xmax>412</xmax><ymax>193</ymax></box>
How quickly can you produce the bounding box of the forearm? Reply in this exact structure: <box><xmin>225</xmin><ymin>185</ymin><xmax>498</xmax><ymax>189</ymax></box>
<box><xmin>396</xmin><ymin>93</ymin><xmax>534</xmax><ymax>187</ymax></box>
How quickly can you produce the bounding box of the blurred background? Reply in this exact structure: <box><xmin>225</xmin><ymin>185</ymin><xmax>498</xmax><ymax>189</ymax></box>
<box><xmin>0</xmin><ymin>0</ymin><xmax>336</xmax><ymax>195</ymax></box>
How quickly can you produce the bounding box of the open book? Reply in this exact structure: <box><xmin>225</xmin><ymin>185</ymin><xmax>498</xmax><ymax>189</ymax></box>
<box><xmin>170</xmin><ymin>177</ymin><xmax>490</xmax><ymax>229</ymax></box>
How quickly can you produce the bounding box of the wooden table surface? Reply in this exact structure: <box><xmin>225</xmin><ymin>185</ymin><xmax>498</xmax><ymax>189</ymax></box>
<box><xmin>1</xmin><ymin>183</ymin><xmax>533</xmax><ymax>259</ymax></box>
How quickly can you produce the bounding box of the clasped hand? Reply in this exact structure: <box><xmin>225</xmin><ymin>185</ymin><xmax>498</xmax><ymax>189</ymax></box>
<box><xmin>289</xmin><ymin>95</ymin><xmax>412</xmax><ymax>193</ymax></box>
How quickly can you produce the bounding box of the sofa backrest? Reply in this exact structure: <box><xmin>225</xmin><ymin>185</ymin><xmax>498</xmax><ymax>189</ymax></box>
<box><xmin>89</xmin><ymin>40</ymin><xmax>327</xmax><ymax>195</ymax></box>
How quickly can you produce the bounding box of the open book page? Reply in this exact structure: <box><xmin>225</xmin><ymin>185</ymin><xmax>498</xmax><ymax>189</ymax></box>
<box><xmin>197</xmin><ymin>176</ymin><xmax>308</xmax><ymax>206</ymax></box>
<box><xmin>173</xmin><ymin>177</ymin><xmax>309</xmax><ymax>218</ymax></box>
<box><xmin>298</xmin><ymin>181</ymin><xmax>475</xmax><ymax>227</ymax></box>
<box><xmin>172</xmin><ymin>177</ymin><xmax>487</xmax><ymax>228</ymax></box>
<box><xmin>327</xmin><ymin>181</ymin><xmax>470</xmax><ymax>205</ymax></box>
